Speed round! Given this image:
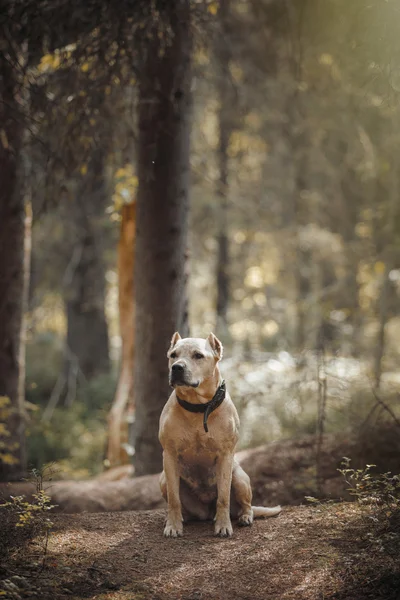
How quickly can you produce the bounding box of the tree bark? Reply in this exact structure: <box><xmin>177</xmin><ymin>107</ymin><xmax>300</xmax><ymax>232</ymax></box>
<box><xmin>0</xmin><ymin>53</ymin><xmax>26</xmax><ymax>481</ymax></box>
<box><xmin>133</xmin><ymin>0</ymin><xmax>192</xmax><ymax>476</ymax></box>
<box><xmin>107</xmin><ymin>202</ymin><xmax>136</xmax><ymax>468</ymax></box>
<box><xmin>215</xmin><ymin>0</ymin><xmax>231</xmax><ymax>335</ymax></box>
<box><xmin>64</xmin><ymin>148</ymin><xmax>110</xmax><ymax>385</ymax></box>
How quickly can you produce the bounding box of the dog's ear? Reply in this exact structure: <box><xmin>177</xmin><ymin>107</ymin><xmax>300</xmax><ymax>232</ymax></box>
<box><xmin>206</xmin><ymin>333</ymin><xmax>223</xmax><ymax>360</ymax></box>
<box><xmin>168</xmin><ymin>332</ymin><xmax>181</xmax><ymax>354</ymax></box>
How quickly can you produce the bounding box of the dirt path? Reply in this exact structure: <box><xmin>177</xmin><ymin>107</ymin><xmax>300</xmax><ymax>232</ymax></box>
<box><xmin>3</xmin><ymin>503</ymin><xmax>399</xmax><ymax>600</ymax></box>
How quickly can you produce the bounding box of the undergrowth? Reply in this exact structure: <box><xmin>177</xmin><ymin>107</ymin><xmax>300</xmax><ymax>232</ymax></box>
<box><xmin>0</xmin><ymin>466</ymin><xmax>57</xmax><ymax>598</ymax></box>
<box><xmin>307</xmin><ymin>456</ymin><xmax>400</xmax><ymax>599</ymax></box>
<box><xmin>338</xmin><ymin>456</ymin><xmax>400</xmax><ymax>516</ymax></box>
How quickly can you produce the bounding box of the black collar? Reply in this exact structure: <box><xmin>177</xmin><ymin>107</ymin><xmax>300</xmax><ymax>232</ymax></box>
<box><xmin>176</xmin><ymin>380</ymin><xmax>226</xmax><ymax>433</ymax></box>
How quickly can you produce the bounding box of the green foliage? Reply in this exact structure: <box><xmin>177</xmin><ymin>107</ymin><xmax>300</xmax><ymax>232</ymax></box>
<box><xmin>0</xmin><ymin>465</ymin><xmax>56</xmax><ymax>528</ymax></box>
<box><xmin>0</xmin><ymin>490</ymin><xmax>54</xmax><ymax>529</ymax></box>
<box><xmin>26</xmin><ymin>332</ymin><xmax>117</xmax><ymax>411</ymax></box>
<box><xmin>78</xmin><ymin>372</ymin><xmax>117</xmax><ymax>414</ymax></box>
<box><xmin>338</xmin><ymin>457</ymin><xmax>400</xmax><ymax>516</ymax></box>
<box><xmin>24</xmin><ymin>332</ymin><xmax>116</xmax><ymax>477</ymax></box>
<box><xmin>27</xmin><ymin>404</ymin><xmax>108</xmax><ymax>479</ymax></box>
<box><xmin>0</xmin><ymin>396</ymin><xmax>19</xmax><ymax>467</ymax></box>
<box><xmin>25</xmin><ymin>333</ymin><xmax>64</xmax><ymax>408</ymax></box>
<box><xmin>0</xmin><ymin>466</ymin><xmax>56</xmax><ymax>567</ymax></box>
<box><xmin>335</xmin><ymin>458</ymin><xmax>400</xmax><ymax>561</ymax></box>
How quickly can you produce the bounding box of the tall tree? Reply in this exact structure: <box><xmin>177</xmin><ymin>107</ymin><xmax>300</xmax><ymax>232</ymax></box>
<box><xmin>215</xmin><ymin>0</ymin><xmax>232</xmax><ymax>335</ymax></box>
<box><xmin>107</xmin><ymin>202</ymin><xmax>136</xmax><ymax>467</ymax></box>
<box><xmin>133</xmin><ymin>0</ymin><xmax>192</xmax><ymax>476</ymax></box>
<box><xmin>0</xmin><ymin>49</ymin><xmax>26</xmax><ymax>481</ymax></box>
<box><xmin>64</xmin><ymin>147</ymin><xmax>110</xmax><ymax>383</ymax></box>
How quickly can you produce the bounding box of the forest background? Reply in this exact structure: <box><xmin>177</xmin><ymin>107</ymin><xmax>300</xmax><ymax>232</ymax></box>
<box><xmin>1</xmin><ymin>0</ymin><xmax>400</xmax><ymax>487</ymax></box>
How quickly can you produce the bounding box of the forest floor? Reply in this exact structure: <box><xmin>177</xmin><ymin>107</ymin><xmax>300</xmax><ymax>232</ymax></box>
<box><xmin>1</xmin><ymin>503</ymin><xmax>399</xmax><ymax>600</ymax></box>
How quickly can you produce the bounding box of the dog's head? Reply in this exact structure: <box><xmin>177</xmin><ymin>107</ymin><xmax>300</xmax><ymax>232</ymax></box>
<box><xmin>167</xmin><ymin>332</ymin><xmax>223</xmax><ymax>389</ymax></box>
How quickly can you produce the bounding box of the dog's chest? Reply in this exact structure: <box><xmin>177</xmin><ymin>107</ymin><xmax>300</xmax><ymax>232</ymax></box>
<box><xmin>176</xmin><ymin>432</ymin><xmax>219</xmax><ymax>485</ymax></box>
<box><xmin>177</xmin><ymin>428</ymin><xmax>219</xmax><ymax>458</ymax></box>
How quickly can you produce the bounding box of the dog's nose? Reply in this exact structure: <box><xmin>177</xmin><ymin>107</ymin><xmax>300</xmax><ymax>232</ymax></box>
<box><xmin>172</xmin><ymin>363</ymin><xmax>184</xmax><ymax>373</ymax></box>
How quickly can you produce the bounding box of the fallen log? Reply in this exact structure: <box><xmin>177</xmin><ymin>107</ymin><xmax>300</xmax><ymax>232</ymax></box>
<box><xmin>1</xmin><ymin>429</ymin><xmax>399</xmax><ymax>513</ymax></box>
<box><xmin>0</xmin><ymin>435</ymin><xmax>346</xmax><ymax>513</ymax></box>
<box><xmin>0</xmin><ymin>472</ymin><xmax>164</xmax><ymax>513</ymax></box>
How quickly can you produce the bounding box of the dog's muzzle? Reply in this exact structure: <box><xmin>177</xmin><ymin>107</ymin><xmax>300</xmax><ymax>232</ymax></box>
<box><xmin>169</xmin><ymin>363</ymin><xmax>199</xmax><ymax>388</ymax></box>
<box><xmin>169</xmin><ymin>362</ymin><xmax>186</xmax><ymax>386</ymax></box>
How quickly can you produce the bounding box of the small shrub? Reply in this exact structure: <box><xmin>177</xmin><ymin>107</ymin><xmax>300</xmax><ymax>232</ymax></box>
<box><xmin>0</xmin><ymin>466</ymin><xmax>56</xmax><ymax>563</ymax></box>
<box><xmin>338</xmin><ymin>457</ymin><xmax>400</xmax><ymax>517</ymax></box>
<box><xmin>1</xmin><ymin>490</ymin><xmax>54</xmax><ymax>528</ymax></box>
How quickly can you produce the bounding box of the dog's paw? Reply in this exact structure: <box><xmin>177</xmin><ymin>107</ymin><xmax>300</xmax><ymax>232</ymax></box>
<box><xmin>238</xmin><ymin>512</ymin><xmax>253</xmax><ymax>527</ymax></box>
<box><xmin>163</xmin><ymin>522</ymin><xmax>183</xmax><ymax>538</ymax></box>
<box><xmin>214</xmin><ymin>520</ymin><xmax>233</xmax><ymax>537</ymax></box>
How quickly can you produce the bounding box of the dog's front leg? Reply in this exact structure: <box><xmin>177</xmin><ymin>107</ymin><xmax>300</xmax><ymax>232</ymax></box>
<box><xmin>163</xmin><ymin>450</ymin><xmax>183</xmax><ymax>538</ymax></box>
<box><xmin>215</xmin><ymin>452</ymin><xmax>234</xmax><ymax>537</ymax></box>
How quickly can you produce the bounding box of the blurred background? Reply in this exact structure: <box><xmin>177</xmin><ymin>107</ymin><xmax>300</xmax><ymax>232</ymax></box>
<box><xmin>1</xmin><ymin>0</ymin><xmax>400</xmax><ymax>487</ymax></box>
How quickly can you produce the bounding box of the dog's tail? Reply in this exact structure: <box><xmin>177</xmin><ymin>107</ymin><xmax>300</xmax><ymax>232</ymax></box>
<box><xmin>252</xmin><ymin>505</ymin><xmax>282</xmax><ymax>518</ymax></box>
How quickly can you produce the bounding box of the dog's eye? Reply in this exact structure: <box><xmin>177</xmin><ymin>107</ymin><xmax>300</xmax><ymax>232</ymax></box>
<box><xmin>193</xmin><ymin>352</ymin><xmax>204</xmax><ymax>360</ymax></box>
<box><xmin>170</xmin><ymin>352</ymin><xmax>177</xmax><ymax>359</ymax></box>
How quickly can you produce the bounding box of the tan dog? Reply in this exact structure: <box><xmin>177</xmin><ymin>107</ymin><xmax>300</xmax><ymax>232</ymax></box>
<box><xmin>159</xmin><ymin>332</ymin><xmax>281</xmax><ymax>537</ymax></box>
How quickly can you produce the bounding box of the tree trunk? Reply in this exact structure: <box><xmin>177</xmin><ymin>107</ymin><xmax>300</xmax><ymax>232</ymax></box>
<box><xmin>0</xmin><ymin>54</ymin><xmax>26</xmax><ymax>481</ymax></box>
<box><xmin>107</xmin><ymin>202</ymin><xmax>136</xmax><ymax>468</ymax></box>
<box><xmin>374</xmin><ymin>263</ymin><xmax>390</xmax><ymax>390</ymax></box>
<box><xmin>374</xmin><ymin>154</ymin><xmax>398</xmax><ymax>389</ymax></box>
<box><xmin>294</xmin><ymin>247</ymin><xmax>311</xmax><ymax>350</ymax></box>
<box><xmin>64</xmin><ymin>148</ymin><xmax>110</xmax><ymax>386</ymax></box>
<box><xmin>133</xmin><ymin>1</ymin><xmax>192</xmax><ymax>476</ymax></box>
<box><xmin>285</xmin><ymin>92</ymin><xmax>311</xmax><ymax>352</ymax></box>
<box><xmin>215</xmin><ymin>0</ymin><xmax>231</xmax><ymax>335</ymax></box>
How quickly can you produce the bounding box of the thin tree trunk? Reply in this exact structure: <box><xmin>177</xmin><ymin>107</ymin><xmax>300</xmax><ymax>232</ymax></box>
<box><xmin>215</xmin><ymin>0</ymin><xmax>231</xmax><ymax>334</ymax></box>
<box><xmin>18</xmin><ymin>87</ymin><xmax>33</xmax><ymax>433</ymax></box>
<box><xmin>64</xmin><ymin>148</ymin><xmax>110</xmax><ymax>384</ymax></box>
<box><xmin>286</xmin><ymin>92</ymin><xmax>310</xmax><ymax>351</ymax></box>
<box><xmin>315</xmin><ymin>339</ymin><xmax>327</xmax><ymax>497</ymax></box>
<box><xmin>134</xmin><ymin>0</ymin><xmax>192</xmax><ymax>476</ymax></box>
<box><xmin>17</xmin><ymin>199</ymin><xmax>32</xmax><ymax>434</ymax></box>
<box><xmin>346</xmin><ymin>252</ymin><xmax>362</xmax><ymax>357</ymax></box>
<box><xmin>374</xmin><ymin>142</ymin><xmax>398</xmax><ymax>389</ymax></box>
<box><xmin>294</xmin><ymin>250</ymin><xmax>309</xmax><ymax>350</ymax></box>
<box><xmin>0</xmin><ymin>54</ymin><xmax>26</xmax><ymax>481</ymax></box>
<box><xmin>107</xmin><ymin>202</ymin><xmax>136</xmax><ymax>468</ymax></box>
<box><xmin>374</xmin><ymin>262</ymin><xmax>391</xmax><ymax>390</ymax></box>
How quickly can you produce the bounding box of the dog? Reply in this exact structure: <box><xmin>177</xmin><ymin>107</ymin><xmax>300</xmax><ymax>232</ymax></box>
<box><xmin>159</xmin><ymin>332</ymin><xmax>281</xmax><ymax>537</ymax></box>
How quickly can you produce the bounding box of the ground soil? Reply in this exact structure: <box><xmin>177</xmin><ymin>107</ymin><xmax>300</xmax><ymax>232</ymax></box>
<box><xmin>2</xmin><ymin>429</ymin><xmax>400</xmax><ymax>599</ymax></box>
<box><xmin>1</xmin><ymin>503</ymin><xmax>399</xmax><ymax>600</ymax></box>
